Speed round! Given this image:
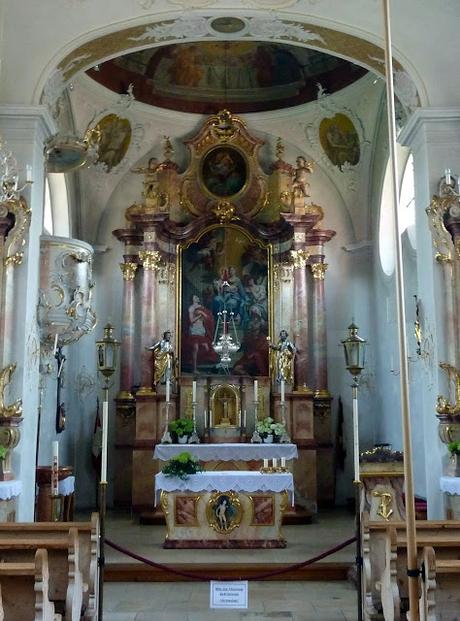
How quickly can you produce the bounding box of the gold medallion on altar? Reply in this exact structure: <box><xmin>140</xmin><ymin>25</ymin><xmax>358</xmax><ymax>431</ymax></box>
<box><xmin>206</xmin><ymin>491</ymin><xmax>242</xmax><ymax>534</ymax></box>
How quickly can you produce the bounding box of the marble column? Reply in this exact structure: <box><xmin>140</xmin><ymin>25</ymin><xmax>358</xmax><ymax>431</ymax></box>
<box><xmin>119</xmin><ymin>260</ymin><xmax>138</xmax><ymax>399</ymax></box>
<box><xmin>138</xmin><ymin>241</ymin><xmax>162</xmax><ymax>395</ymax></box>
<box><xmin>310</xmin><ymin>260</ymin><xmax>328</xmax><ymax>395</ymax></box>
<box><xmin>290</xmin><ymin>231</ymin><xmax>310</xmax><ymax>391</ymax></box>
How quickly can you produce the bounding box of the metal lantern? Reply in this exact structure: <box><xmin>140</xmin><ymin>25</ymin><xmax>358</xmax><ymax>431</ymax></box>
<box><xmin>341</xmin><ymin>322</ymin><xmax>366</xmax><ymax>377</ymax></box>
<box><xmin>96</xmin><ymin>323</ymin><xmax>120</xmax><ymax>382</ymax></box>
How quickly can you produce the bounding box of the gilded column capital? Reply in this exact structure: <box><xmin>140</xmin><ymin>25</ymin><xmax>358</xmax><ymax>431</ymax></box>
<box><xmin>119</xmin><ymin>261</ymin><xmax>138</xmax><ymax>281</ymax></box>
<box><xmin>311</xmin><ymin>262</ymin><xmax>328</xmax><ymax>280</ymax></box>
<box><xmin>139</xmin><ymin>249</ymin><xmax>162</xmax><ymax>271</ymax></box>
<box><xmin>290</xmin><ymin>248</ymin><xmax>310</xmax><ymax>269</ymax></box>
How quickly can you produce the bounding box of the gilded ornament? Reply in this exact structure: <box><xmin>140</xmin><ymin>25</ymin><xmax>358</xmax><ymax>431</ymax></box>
<box><xmin>3</xmin><ymin>197</ymin><xmax>31</xmax><ymax>268</ymax></box>
<box><xmin>436</xmin><ymin>362</ymin><xmax>460</xmax><ymax>416</ymax></box>
<box><xmin>0</xmin><ymin>364</ymin><xmax>23</xmax><ymax>418</ymax></box>
<box><xmin>209</xmin><ymin>109</ymin><xmax>240</xmax><ymax>142</ymax></box>
<box><xmin>120</xmin><ymin>262</ymin><xmax>138</xmax><ymax>281</ymax></box>
<box><xmin>372</xmin><ymin>490</ymin><xmax>393</xmax><ymax>521</ymax></box>
<box><xmin>0</xmin><ymin>426</ymin><xmax>21</xmax><ymax>450</ymax></box>
<box><xmin>290</xmin><ymin>248</ymin><xmax>310</xmax><ymax>269</ymax></box>
<box><xmin>275</xmin><ymin>138</ymin><xmax>285</xmax><ymax>161</ymax></box>
<box><xmin>139</xmin><ymin>249</ymin><xmax>162</xmax><ymax>271</ymax></box>
<box><xmin>212</xmin><ymin>201</ymin><xmax>237</xmax><ymax>223</ymax></box>
<box><xmin>310</xmin><ymin>262</ymin><xmax>328</xmax><ymax>280</ymax></box>
<box><xmin>426</xmin><ymin>198</ymin><xmax>454</xmax><ymax>264</ymax></box>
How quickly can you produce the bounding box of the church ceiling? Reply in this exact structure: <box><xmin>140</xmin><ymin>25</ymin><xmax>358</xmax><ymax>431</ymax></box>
<box><xmin>85</xmin><ymin>41</ymin><xmax>367</xmax><ymax>114</ymax></box>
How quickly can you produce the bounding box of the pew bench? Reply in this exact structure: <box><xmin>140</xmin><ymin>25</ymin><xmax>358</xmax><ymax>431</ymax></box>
<box><xmin>0</xmin><ymin>528</ymin><xmax>84</xmax><ymax>621</ymax></box>
<box><xmin>0</xmin><ymin>514</ymin><xmax>99</xmax><ymax>619</ymax></box>
<box><xmin>0</xmin><ymin>548</ymin><xmax>62</xmax><ymax>620</ymax></box>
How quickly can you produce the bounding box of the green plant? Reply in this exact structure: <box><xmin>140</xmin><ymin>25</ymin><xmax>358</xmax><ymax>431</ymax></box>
<box><xmin>0</xmin><ymin>446</ymin><xmax>7</xmax><ymax>460</ymax></box>
<box><xmin>448</xmin><ymin>441</ymin><xmax>460</xmax><ymax>456</ymax></box>
<box><xmin>169</xmin><ymin>418</ymin><xmax>194</xmax><ymax>438</ymax></box>
<box><xmin>255</xmin><ymin>417</ymin><xmax>286</xmax><ymax>438</ymax></box>
<box><xmin>161</xmin><ymin>452</ymin><xmax>203</xmax><ymax>480</ymax></box>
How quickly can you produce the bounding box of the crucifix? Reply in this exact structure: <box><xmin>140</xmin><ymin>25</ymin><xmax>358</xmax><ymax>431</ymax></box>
<box><xmin>55</xmin><ymin>344</ymin><xmax>66</xmax><ymax>433</ymax></box>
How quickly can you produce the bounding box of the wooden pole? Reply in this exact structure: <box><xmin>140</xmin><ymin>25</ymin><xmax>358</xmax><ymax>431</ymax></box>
<box><xmin>381</xmin><ymin>1</ymin><xmax>420</xmax><ymax>618</ymax></box>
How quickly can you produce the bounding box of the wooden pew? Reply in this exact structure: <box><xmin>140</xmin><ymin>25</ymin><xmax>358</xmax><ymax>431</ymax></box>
<box><xmin>0</xmin><ymin>528</ymin><xmax>83</xmax><ymax>621</ymax></box>
<box><xmin>363</xmin><ymin>517</ymin><xmax>460</xmax><ymax>620</ymax></box>
<box><xmin>0</xmin><ymin>548</ymin><xmax>62</xmax><ymax>620</ymax></box>
<box><xmin>0</xmin><ymin>514</ymin><xmax>99</xmax><ymax>619</ymax></box>
<box><xmin>407</xmin><ymin>546</ymin><xmax>460</xmax><ymax>621</ymax></box>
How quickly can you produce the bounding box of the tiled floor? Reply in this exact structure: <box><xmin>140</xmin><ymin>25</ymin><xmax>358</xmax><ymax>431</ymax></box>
<box><xmin>103</xmin><ymin>509</ymin><xmax>357</xmax><ymax>620</ymax></box>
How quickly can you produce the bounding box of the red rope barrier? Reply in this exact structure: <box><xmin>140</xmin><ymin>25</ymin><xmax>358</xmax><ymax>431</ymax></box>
<box><xmin>105</xmin><ymin>535</ymin><xmax>356</xmax><ymax>582</ymax></box>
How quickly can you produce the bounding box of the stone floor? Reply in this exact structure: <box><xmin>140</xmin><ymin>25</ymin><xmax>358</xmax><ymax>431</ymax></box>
<box><xmin>103</xmin><ymin>508</ymin><xmax>357</xmax><ymax>620</ymax></box>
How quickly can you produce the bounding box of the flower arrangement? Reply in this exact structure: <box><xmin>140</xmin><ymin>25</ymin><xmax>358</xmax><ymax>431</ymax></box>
<box><xmin>169</xmin><ymin>418</ymin><xmax>194</xmax><ymax>442</ymax></box>
<box><xmin>255</xmin><ymin>417</ymin><xmax>287</xmax><ymax>441</ymax></box>
<box><xmin>0</xmin><ymin>446</ymin><xmax>7</xmax><ymax>460</ymax></box>
<box><xmin>448</xmin><ymin>441</ymin><xmax>460</xmax><ymax>456</ymax></box>
<box><xmin>161</xmin><ymin>451</ymin><xmax>203</xmax><ymax>480</ymax></box>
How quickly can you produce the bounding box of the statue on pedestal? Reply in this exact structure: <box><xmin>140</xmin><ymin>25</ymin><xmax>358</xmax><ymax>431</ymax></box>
<box><xmin>269</xmin><ymin>330</ymin><xmax>296</xmax><ymax>385</ymax></box>
<box><xmin>147</xmin><ymin>330</ymin><xmax>177</xmax><ymax>386</ymax></box>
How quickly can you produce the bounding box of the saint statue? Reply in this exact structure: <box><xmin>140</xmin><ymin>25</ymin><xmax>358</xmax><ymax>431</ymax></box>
<box><xmin>269</xmin><ymin>330</ymin><xmax>296</xmax><ymax>384</ymax></box>
<box><xmin>147</xmin><ymin>330</ymin><xmax>177</xmax><ymax>386</ymax></box>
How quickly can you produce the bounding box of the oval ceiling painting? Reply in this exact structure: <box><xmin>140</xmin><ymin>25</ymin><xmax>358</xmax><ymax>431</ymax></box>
<box><xmin>92</xmin><ymin>113</ymin><xmax>132</xmax><ymax>172</ymax></box>
<box><xmin>319</xmin><ymin>113</ymin><xmax>360</xmax><ymax>170</ymax></box>
<box><xmin>87</xmin><ymin>42</ymin><xmax>367</xmax><ymax>114</ymax></box>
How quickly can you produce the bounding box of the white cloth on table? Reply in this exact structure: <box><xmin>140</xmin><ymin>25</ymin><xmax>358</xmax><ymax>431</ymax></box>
<box><xmin>154</xmin><ymin>443</ymin><xmax>298</xmax><ymax>461</ymax></box>
<box><xmin>155</xmin><ymin>471</ymin><xmax>294</xmax><ymax>506</ymax></box>
<box><xmin>58</xmin><ymin>476</ymin><xmax>75</xmax><ymax>496</ymax></box>
<box><xmin>440</xmin><ymin>476</ymin><xmax>460</xmax><ymax>495</ymax></box>
<box><xmin>0</xmin><ymin>479</ymin><xmax>22</xmax><ymax>500</ymax></box>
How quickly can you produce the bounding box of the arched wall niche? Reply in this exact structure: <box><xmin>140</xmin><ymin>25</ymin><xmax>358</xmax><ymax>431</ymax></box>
<box><xmin>39</xmin><ymin>12</ymin><xmax>422</xmax><ymax>119</ymax></box>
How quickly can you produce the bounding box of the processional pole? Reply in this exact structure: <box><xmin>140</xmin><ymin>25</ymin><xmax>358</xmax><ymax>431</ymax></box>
<box><xmin>381</xmin><ymin>1</ymin><xmax>420</xmax><ymax>618</ymax></box>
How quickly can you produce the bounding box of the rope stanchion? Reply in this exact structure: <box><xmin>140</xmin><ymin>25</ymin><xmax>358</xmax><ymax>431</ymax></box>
<box><xmin>105</xmin><ymin>535</ymin><xmax>356</xmax><ymax>582</ymax></box>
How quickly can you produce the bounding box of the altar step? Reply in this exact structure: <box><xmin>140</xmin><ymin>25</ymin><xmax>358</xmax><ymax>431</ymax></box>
<box><xmin>105</xmin><ymin>560</ymin><xmax>350</xmax><ymax>582</ymax></box>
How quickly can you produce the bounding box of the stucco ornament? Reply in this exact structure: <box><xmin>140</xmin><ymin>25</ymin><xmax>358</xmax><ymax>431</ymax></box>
<box><xmin>248</xmin><ymin>17</ymin><xmax>324</xmax><ymax>42</ymax></box>
<box><xmin>244</xmin><ymin>0</ymin><xmax>299</xmax><ymax>7</ymax></box>
<box><xmin>129</xmin><ymin>15</ymin><xmax>209</xmax><ymax>41</ymax></box>
<box><xmin>393</xmin><ymin>70</ymin><xmax>419</xmax><ymax>114</ymax></box>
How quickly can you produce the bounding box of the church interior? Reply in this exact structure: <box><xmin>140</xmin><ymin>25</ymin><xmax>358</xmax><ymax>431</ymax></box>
<box><xmin>1</xmin><ymin>1</ymin><xmax>460</xmax><ymax>619</ymax></box>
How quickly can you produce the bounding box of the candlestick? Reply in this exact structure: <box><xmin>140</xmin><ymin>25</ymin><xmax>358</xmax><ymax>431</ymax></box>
<box><xmin>272</xmin><ymin>458</ymin><xmax>278</xmax><ymax>468</ymax></box>
<box><xmin>51</xmin><ymin>441</ymin><xmax>59</xmax><ymax>496</ymax></box>
<box><xmin>192</xmin><ymin>381</ymin><xmax>196</xmax><ymax>402</ymax></box>
<box><xmin>53</xmin><ymin>334</ymin><xmax>58</xmax><ymax>356</ymax></box>
<box><xmin>445</xmin><ymin>168</ymin><xmax>452</xmax><ymax>185</ymax></box>
<box><xmin>263</xmin><ymin>459</ymin><xmax>269</xmax><ymax>468</ymax></box>
<box><xmin>243</xmin><ymin>409</ymin><xmax>246</xmax><ymax>429</ymax></box>
<box><xmin>280</xmin><ymin>379</ymin><xmax>285</xmax><ymax>403</ymax></box>
<box><xmin>166</xmin><ymin>379</ymin><xmax>170</xmax><ymax>403</ymax></box>
<box><xmin>101</xmin><ymin>400</ymin><xmax>108</xmax><ymax>483</ymax></box>
<box><xmin>26</xmin><ymin>164</ymin><xmax>33</xmax><ymax>184</ymax></box>
<box><xmin>281</xmin><ymin>457</ymin><xmax>286</xmax><ymax>468</ymax></box>
<box><xmin>254</xmin><ymin>379</ymin><xmax>258</xmax><ymax>402</ymax></box>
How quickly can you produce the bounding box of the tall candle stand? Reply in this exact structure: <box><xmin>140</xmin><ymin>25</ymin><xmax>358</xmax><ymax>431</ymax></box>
<box><xmin>161</xmin><ymin>400</ymin><xmax>172</xmax><ymax>444</ymax></box>
<box><xmin>251</xmin><ymin>398</ymin><xmax>261</xmax><ymax>443</ymax></box>
<box><xmin>189</xmin><ymin>400</ymin><xmax>200</xmax><ymax>444</ymax></box>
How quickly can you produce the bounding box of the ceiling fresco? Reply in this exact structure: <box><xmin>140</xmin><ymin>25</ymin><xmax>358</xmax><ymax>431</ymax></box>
<box><xmin>86</xmin><ymin>41</ymin><xmax>367</xmax><ymax>114</ymax></box>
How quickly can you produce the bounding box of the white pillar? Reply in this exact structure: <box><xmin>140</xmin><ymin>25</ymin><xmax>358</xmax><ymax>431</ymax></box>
<box><xmin>0</xmin><ymin>105</ymin><xmax>56</xmax><ymax>520</ymax></box>
<box><xmin>399</xmin><ymin>107</ymin><xmax>460</xmax><ymax>518</ymax></box>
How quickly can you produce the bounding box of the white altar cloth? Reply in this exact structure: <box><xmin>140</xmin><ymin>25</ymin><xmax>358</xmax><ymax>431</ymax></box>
<box><xmin>155</xmin><ymin>471</ymin><xmax>294</xmax><ymax>505</ymax></box>
<box><xmin>0</xmin><ymin>480</ymin><xmax>22</xmax><ymax>500</ymax></box>
<box><xmin>154</xmin><ymin>443</ymin><xmax>298</xmax><ymax>461</ymax></box>
<box><xmin>58</xmin><ymin>476</ymin><xmax>75</xmax><ymax>496</ymax></box>
<box><xmin>440</xmin><ymin>476</ymin><xmax>460</xmax><ymax>495</ymax></box>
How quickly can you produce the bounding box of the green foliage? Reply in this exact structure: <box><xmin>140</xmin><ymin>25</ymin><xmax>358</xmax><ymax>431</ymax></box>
<box><xmin>0</xmin><ymin>446</ymin><xmax>7</xmax><ymax>460</ymax></box>
<box><xmin>161</xmin><ymin>452</ymin><xmax>203</xmax><ymax>480</ymax></box>
<box><xmin>448</xmin><ymin>441</ymin><xmax>460</xmax><ymax>455</ymax></box>
<box><xmin>255</xmin><ymin>417</ymin><xmax>286</xmax><ymax>438</ymax></box>
<box><xmin>169</xmin><ymin>418</ymin><xmax>194</xmax><ymax>438</ymax></box>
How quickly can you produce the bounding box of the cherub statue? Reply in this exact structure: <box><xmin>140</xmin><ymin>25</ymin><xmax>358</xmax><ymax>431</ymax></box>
<box><xmin>292</xmin><ymin>156</ymin><xmax>313</xmax><ymax>198</ymax></box>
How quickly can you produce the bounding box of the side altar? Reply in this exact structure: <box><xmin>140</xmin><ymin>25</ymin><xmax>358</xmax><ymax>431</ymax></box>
<box><xmin>112</xmin><ymin>111</ymin><xmax>336</xmax><ymax>518</ymax></box>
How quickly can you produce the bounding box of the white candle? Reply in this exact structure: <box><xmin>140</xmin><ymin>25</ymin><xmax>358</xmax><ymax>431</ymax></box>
<box><xmin>53</xmin><ymin>334</ymin><xmax>58</xmax><ymax>355</ymax></box>
<box><xmin>281</xmin><ymin>457</ymin><xmax>286</xmax><ymax>468</ymax></box>
<box><xmin>272</xmin><ymin>458</ymin><xmax>278</xmax><ymax>468</ymax></box>
<box><xmin>243</xmin><ymin>409</ymin><xmax>246</xmax><ymax>428</ymax></box>
<box><xmin>254</xmin><ymin>380</ymin><xmax>258</xmax><ymax>402</ymax></box>
<box><xmin>204</xmin><ymin>409</ymin><xmax>207</xmax><ymax>429</ymax></box>
<box><xmin>166</xmin><ymin>379</ymin><xmax>170</xmax><ymax>403</ymax></box>
<box><xmin>263</xmin><ymin>459</ymin><xmax>269</xmax><ymax>468</ymax></box>
<box><xmin>280</xmin><ymin>379</ymin><xmax>285</xmax><ymax>403</ymax></box>
<box><xmin>192</xmin><ymin>381</ymin><xmax>196</xmax><ymax>402</ymax></box>
<box><xmin>445</xmin><ymin>168</ymin><xmax>452</xmax><ymax>185</ymax></box>
<box><xmin>101</xmin><ymin>400</ymin><xmax>108</xmax><ymax>483</ymax></box>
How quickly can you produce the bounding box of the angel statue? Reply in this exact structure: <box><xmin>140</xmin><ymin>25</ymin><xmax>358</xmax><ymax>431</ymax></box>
<box><xmin>147</xmin><ymin>330</ymin><xmax>177</xmax><ymax>386</ymax></box>
<box><xmin>269</xmin><ymin>330</ymin><xmax>296</xmax><ymax>385</ymax></box>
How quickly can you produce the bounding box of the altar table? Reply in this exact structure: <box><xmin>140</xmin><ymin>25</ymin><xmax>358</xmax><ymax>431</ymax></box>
<box><xmin>155</xmin><ymin>471</ymin><xmax>294</xmax><ymax>548</ymax></box>
<box><xmin>153</xmin><ymin>443</ymin><xmax>298</xmax><ymax>462</ymax></box>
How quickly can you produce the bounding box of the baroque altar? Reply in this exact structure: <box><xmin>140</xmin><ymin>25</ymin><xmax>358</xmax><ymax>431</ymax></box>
<box><xmin>112</xmin><ymin>111</ymin><xmax>336</xmax><ymax>518</ymax></box>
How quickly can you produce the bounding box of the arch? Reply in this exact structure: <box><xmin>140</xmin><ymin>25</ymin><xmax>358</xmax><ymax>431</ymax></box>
<box><xmin>37</xmin><ymin>13</ymin><xmax>423</xmax><ymax>116</ymax></box>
